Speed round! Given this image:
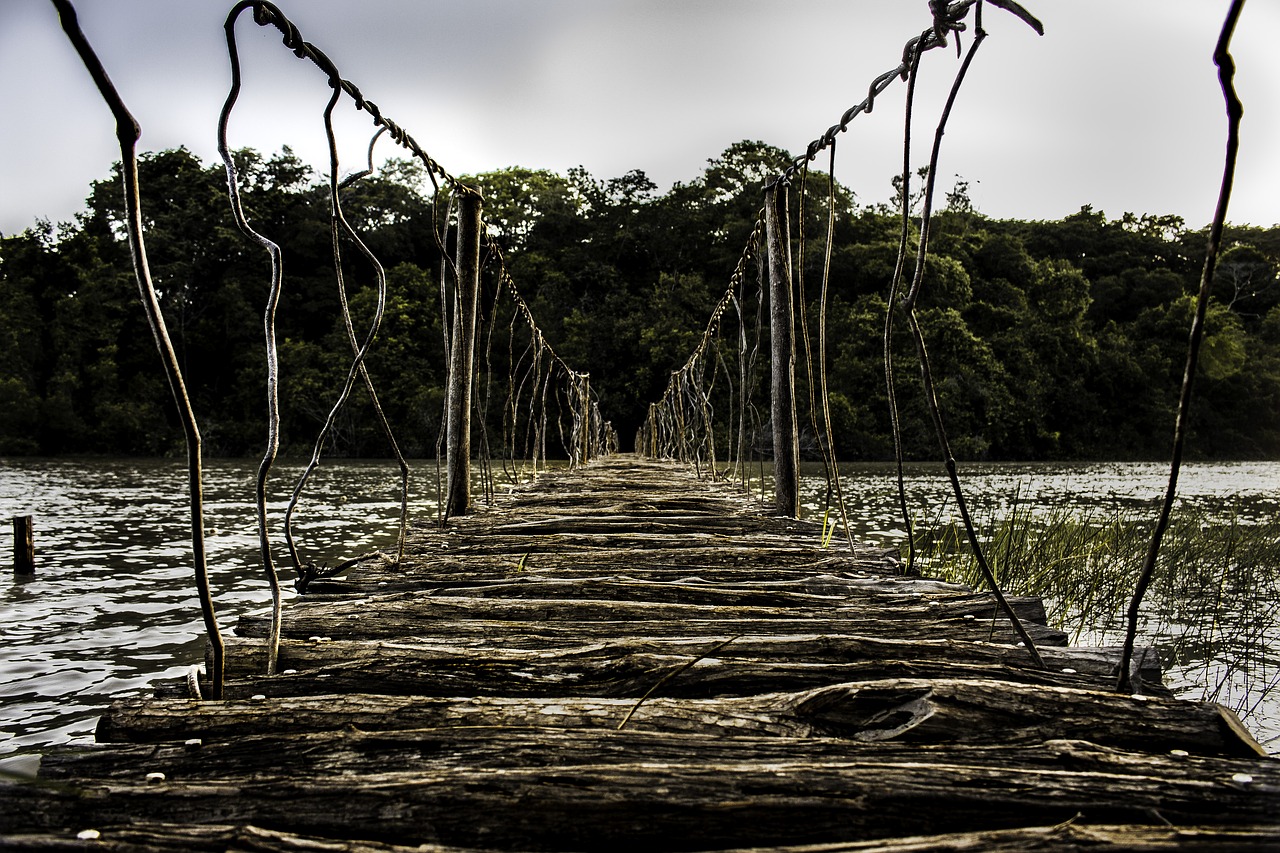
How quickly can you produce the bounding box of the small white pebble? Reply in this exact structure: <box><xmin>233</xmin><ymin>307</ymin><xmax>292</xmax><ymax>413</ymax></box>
<box><xmin>1170</xmin><ymin>749</ymin><xmax>1189</xmax><ymax>757</ymax></box>
<box><xmin>183</xmin><ymin>738</ymin><xmax>203</xmax><ymax>751</ymax></box>
<box><xmin>963</xmin><ymin>614</ymin><xmax>975</xmax><ymax>621</ymax></box>
<box><xmin>308</xmin><ymin>636</ymin><xmax>324</xmax><ymax>642</ymax></box>
<box><xmin>145</xmin><ymin>772</ymin><xmax>166</xmax><ymax>784</ymax></box>
<box><xmin>1016</xmin><ymin>642</ymin><xmax>1025</xmax><ymax>648</ymax></box>
<box><xmin>1130</xmin><ymin>694</ymin><xmax>1150</xmax><ymax>703</ymax></box>
<box><xmin>76</xmin><ymin>829</ymin><xmax>101</xmax><ymax>841</ymax></box>
<box><xmin>282</xmin><ymin>669</ymin><xmax>298</xmax><ymax>675</ymax></box>
<box><xmin>1061</xmin><ymin>668</ymin><xmax>1077</xmax><ymax>674</ymax></box>
<box><xmin>1232</xmin><ymin>773</ymin><xmax>1254</xmax><ymax>785</ymax></box>
<box><xmin>250</xmin><ymin>694</ymin><xmax>267</xmax><ymax>701</ymax></box>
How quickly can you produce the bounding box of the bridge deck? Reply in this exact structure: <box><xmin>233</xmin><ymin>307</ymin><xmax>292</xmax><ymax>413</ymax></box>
<box><xmin>2</xmin><ymin>456</ymin><xmax>1276</xmax><ymax>851</ymax></box>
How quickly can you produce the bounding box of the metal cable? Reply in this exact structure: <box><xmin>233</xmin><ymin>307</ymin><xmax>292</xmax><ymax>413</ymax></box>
<box><xmin>1117</xmin><ymin>0</ymin><xmax>1247</xmax><ymax>693</ymax></box>
<box><xmin>896</xmin><ymin>5</ymin><xmax>1046</xmax><ymax>668</ymax></box>
<box><xmin>53</xmin><ymin>0</ymin><xmax>225</xmax><ymax>699</ymax></box>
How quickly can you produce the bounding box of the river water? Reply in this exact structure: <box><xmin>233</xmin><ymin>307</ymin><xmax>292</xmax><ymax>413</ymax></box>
<box><xmin>1</xmin><ymin>456</ymin><xmax>1276</xmax><ymax>756</ymax></box>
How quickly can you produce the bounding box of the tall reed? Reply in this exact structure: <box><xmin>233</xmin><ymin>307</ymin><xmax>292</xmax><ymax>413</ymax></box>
<box><xmin>915</xmin><ymin>499</ymin><xmax>1280</xmax><ymax>747</ymax></box>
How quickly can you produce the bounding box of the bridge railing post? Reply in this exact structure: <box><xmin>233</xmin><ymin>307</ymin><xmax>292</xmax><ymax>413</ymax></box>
<box><xmin>445</xmin><ymin>189</ymin><xmax>483</xmax><ymax>518</ymax></box>
<box><xmin>581</xmin><ymin>373</ymin><xmax>591</xmax><ymax>466</ymax></box>
<box><xmin>764</xmin><ymin>184</ymin><xmax>799</xmax><ymax>517</ymax></box>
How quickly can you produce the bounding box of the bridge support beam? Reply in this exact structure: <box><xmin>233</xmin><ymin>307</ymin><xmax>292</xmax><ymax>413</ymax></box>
<box><xmin>764</xmin><ymin>184</ymin><xmax>799</xmax><ymax>517</ymax></box>
<box><xmin>445</xmin><ymin>190</ymin><xmax>483</xmax><ymax>518</ymax></box>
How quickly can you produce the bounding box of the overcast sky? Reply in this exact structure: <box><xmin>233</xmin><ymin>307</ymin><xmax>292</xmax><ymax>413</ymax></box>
<box><xmin>1</xmin><ymin>0</ymin><xmax>1277</xmax><ymax>238</ymax></box>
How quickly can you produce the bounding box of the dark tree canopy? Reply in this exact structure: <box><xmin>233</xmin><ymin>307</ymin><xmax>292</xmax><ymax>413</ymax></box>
<box><xmin>2</xmin><ymin>142</ymin><xmax>1277</xmax><ymax>459</ymax></box>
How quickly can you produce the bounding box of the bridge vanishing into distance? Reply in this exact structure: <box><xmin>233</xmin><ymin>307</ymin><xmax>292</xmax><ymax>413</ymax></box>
<box><xmin>3</xmin><ymin>0</ymin><xmax>1276</xmax><ymax>850</ymax></box>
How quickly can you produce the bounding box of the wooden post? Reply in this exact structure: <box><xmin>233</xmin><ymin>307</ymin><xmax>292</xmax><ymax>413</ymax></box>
<box><xmin>764</xmin><ymin>184</ymin><xmax>799</xmax><ymax>517</ymax></box>
<box><xmin>445</xmin><ymin>190</ymin><xmax>483</xmax><ymax>518</ymax></box>
<box><xmin>673</xmin><ymin>372</ymin><xmax>688</xmax><ymax>463</ymax></box>
<box><xmin>13</xmin><ymin>515</ymin><xmax>34</xmax><ymax>575</ymax></box>
<box><xmin>580</xmin><ymin>373</ymin><xmax>591</xmax><ymax>465</ymax></box>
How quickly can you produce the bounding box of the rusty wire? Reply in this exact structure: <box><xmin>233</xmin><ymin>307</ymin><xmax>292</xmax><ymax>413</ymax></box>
<box><xmin>223</xmin><ymin>0</ymin><xmax>607</xmax><ymax>482</ymax></box>
<box><xmin>1117</xmin><ymin>0</ymin><xmax>1247</xmax><ymax>693</ymax></box>
<box><xmin>286</xmin><ymin>105</ymin><xmax>407</xmax><ymax>596</ymax></box>
<box><xmin>215</xmin><ymin>0</ymin><xmax>605</xmax><ymax>663</ymax></box>
<box><xmin>769</xmin><ymin>0</ymin><xmax>1042</xmax><ymax>190</ymax></box>
<box><xmin>892</xmin><ymin>4</ymin><xmax>1046</xmax><ymax>668</ymax></box>
<box><xmin>54</xmin><ymin>0</ymin><xmax>225</xmax><ymax>699</ymax></box>
<box><xmin>885</xmin><ymin>36</ymin><xmax>928</xmax><ymax>576</ymax></box>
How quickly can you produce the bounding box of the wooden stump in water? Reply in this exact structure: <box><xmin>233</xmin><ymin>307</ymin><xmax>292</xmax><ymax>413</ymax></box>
<box><xmin>12</xmin><ymin>515</ymin><xmax>33</xmax><ymax>575</ymax></box>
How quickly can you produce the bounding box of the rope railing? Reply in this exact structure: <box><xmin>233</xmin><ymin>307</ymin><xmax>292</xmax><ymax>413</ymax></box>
<box><xmin>487</xmin><ymin>250</ymin><xmax>614</xmax><ymax>478</ymax></box>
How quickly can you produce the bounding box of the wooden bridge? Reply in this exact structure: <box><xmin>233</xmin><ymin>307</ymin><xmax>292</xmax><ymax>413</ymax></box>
<box><xmin>2</xmin><ymin>455</ymin><xmax>1276</xmax><ymax>851</ymax></box>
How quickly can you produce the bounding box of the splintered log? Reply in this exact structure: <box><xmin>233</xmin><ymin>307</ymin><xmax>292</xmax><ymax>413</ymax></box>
<box><xmin>0</xmin><ymin>823</ymin><xmax>464</xmax><ymax>853</ymax></box>
<box><xmin>312</xmin><ymin>555</ymin><xmax>909</xmax><ymax>592</ymax></box>
<box><xmin>384</xmin><ymin>577</ymin><xmax>1035</xmax><ymax>611</ymax></box>
<box><xmin>13</xmin><ymin>824</ymin><xmax>1273</xmax><ymax>853</ymax></box>
<box><xmin>193</xmin><ymin>635</ymin><xmax>1164</xmax><ymax>701</ymax></box>
<box><xmin>34</xmin><ymin>729</ymin><xmax>1271</xmax><ymax>782</ymax></box>
<box><xmin>97</xmin><ymin>678</ymin><xmax>1263</xmax><ymax>757</ymax></box>
<box><xmin>312</xmin><ymin>568</ymin><xmax>939</xmax><ymax>596</ymax></box>
<box><xmin>5</xmin><ymin>740</ymin><xmax>1277</xmax><ymax>851</ymax></box>
<box><xmin>232</xmin><ymin>590</ymin><xmax>1068</xmax><ymax>645</ymax></box>
<box><xmin>717</xmin><ymin>824</ymin><xmax>1280</xmax><ymax>852</ymax></box>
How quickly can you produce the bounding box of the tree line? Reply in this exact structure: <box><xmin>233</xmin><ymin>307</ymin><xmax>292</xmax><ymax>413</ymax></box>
<box><xmin>1</xmin><ymin>140</ymin><xmax>1277</xmax><ymax>460</ymax></box>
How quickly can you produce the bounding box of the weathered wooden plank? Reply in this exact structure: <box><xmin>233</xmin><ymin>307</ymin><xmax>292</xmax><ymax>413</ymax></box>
<box><xmin>315</xmin><ymin>556</ymin><xmax>909</xmax><ymax>592</ymax></box>
<box><xmin>0</xmin><ymin>823</ymin><xmax>463</xmax><ymax>852</ymax></box>
<box><xmin>16</xmin><ymin>455</ymin><xmax>1275</xmax><ymax>853</ymax></box>
<box><xmin>233</xmin><ymin>591</ymin><xmax>1067</xmax><ymax>645</ymax></box>
<box><xmin>36</xmin><ymin>729</ymin><xmax>1272</xmax><ymax>781</ymax></box>
<box><xmin>395</xmin><ymin>578</ymin><xmax>1041</xmax><ymax>613</ymax></box>
<box><xmin>5</xmin><ymin>741</ymin><xmax>1276</xmax><ymax>850</ymax></box>
<box><xmin>310</xmin><ymin>568</ymin><xmax>946</xmax><ymax>598</ymax></box>
<box><xmin>717</xmin><ymin>824</ymin><xmax>1280</xmax><ymax>852</ymax></box>
<box><xmin>96</xmin><ymin>678</ymin><xmax>1263</xmax><ymax>756</ymax></box>
<box><xmin>185</xmin><ymin>635</ymin><xmax>1164</xmax><ymax>700</ymax></box>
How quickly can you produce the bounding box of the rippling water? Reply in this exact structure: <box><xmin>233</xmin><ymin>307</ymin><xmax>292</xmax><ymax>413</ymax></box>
<box><xmin>0</xmin><ymin>457</ymin><xmax>435</xmax><ymax>755</ymax></box>
<box><xmin>1</xmin><ymin>457</ymin><xmax>1276</xmax><ymax>756</ymax></box>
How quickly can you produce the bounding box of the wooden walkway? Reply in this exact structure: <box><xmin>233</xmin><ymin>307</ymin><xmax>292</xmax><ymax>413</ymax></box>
<box><xmin>2</xmin><ymin>455</ymin><xmax>1277</xmax><ymax>851</ymax></box>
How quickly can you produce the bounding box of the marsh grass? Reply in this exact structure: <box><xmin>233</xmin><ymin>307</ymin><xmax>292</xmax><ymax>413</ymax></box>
<box><xmin>915</xmin><ymin>500</ymin><xmax>1280</xmax><ymax>747</ymax></box>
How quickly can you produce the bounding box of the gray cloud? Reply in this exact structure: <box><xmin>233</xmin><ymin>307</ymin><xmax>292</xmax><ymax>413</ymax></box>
<box><xmin>2</xmin><ymin>0</ymin><xmax>1277</xmax><ymax>236</ymax></box>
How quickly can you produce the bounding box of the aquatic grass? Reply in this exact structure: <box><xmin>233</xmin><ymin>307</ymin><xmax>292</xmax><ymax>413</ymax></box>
<box><xmin>914</xmin><ymin>499</ymin><xmax>1280</xmax><ymax>744</ymax></box>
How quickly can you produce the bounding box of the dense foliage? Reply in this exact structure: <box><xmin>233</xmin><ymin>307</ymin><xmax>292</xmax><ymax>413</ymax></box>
<box><xmin>2</xmin><ymin>141</ymin><xmax>1277</xmax><ymax>459</ymax></box>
